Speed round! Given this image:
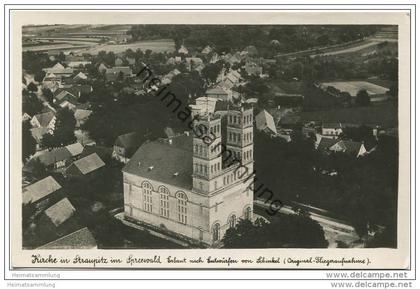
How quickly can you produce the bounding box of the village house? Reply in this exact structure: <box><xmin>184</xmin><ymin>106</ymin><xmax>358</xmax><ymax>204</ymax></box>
<box><xmin>36</xmin><ymin>198</ymin><xmax>80</xmax><ymax>244</ymax></box>
<box><xmin>65</xmin><ymin>153</ymin><xmax>105</xmax><ymax>177</ymax></box>
<box><xmin>112</xmin><ymin>132</ymin><xmax>144</xmax><ymax>164</ymax></box>
<box><xmin>42</xmin><ymin>73</ymin><xmax>61</xmax><ymax>91</ymax></box>
<box><xmin>22</xmin><ymin>176</ymin><xmax>63</xmax><ymax>213</ymax></box>
<box><xmin>322</xmin><ymin>123</ymin><xmax>343</xmax><ymax>139</ymax></box>
<box><xmin>255</xmin><ymin>109</ymin><xmax>277</xmax><ymax>135</ymax></box>
<box><xmin>37</xmin><ymin>227</ymin><xmax>97</xmax><ymax>249</ymax></box>
<box><xmin>74</xmin><ymin>109</ymin><xmax>92</xmax><ymax>128</ymax></box>
<box><xmin>316</xmin><ymin>136</ymin><xmax>367</xmax><ymax>158</ymax></box>
<box><xmin>244</xmin><ymin>61</ymin><xmax>263</xmax><ymax>76</ymax></box>
<box><xmin>161</xmin><ymin>69</ymin><xmax>181</xmax><ymax>85</ymax></box>
<box><xmin>73</xmin><ymin>71</ymin><xmax>88</xmax><ymax>82</ymax></box>
<box><xmin>201</xmin><ymin>45</ymin><xmax>213</xmax><ymax>55</ymax></box>
<box><xmin>122</xmin><ymin>105</ymin><xmax>254</xmax><ymax>246</ymax></box>
<box><xmin>178</xmin><ymin>45</ymin><xmax>189</xmax><ymax>55</ymax></box>
<box><xmin>67</xmin><ymin>61</ymin><xmax>91</xmax><ymax>68</ymax></box>
<box><xmin>36</xmin><ymin>147</ymin><xmax>73</xmax><ymax>171</ymax></box>
<box><xmin>185</xmin><ymin>57</ymin><xmax>204</xmax><ymax>71</ymax></box>
<box><xmin>30</xmin><ymin>111</ymin><xmax>56</xmax><ymax>130</ymax></box>
<box><xmin>30</xmin><ymin>127</ymin><xmax>51</xmax><ymax>150</ymax></box>
<box><xmin>65</xmin><ymin>142</ymin><xmax>85</xmax><ymax>159</ymax></box>
<box><xmin>105</xmin><ymin>66</ymin><xmax>132</xmax><ymax>82</ymax></box>
<box><xmin>43</xmin><ymin>63</ymin><xmax>74</xmax><ymax>78</ymax></box>
<box><xmin>205</xmin><ymin>86</ymin><xmax>230</xmax><ymax>102</ymax></box>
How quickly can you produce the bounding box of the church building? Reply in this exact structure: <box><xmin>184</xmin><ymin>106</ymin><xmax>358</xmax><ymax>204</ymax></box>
<box><xmin>122</xmin><ymin>105</ymin><xmax>254</xmax><ymax>246</ymax></box>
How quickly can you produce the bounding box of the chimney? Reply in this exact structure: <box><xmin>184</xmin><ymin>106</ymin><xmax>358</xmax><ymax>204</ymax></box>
<box><xmin>168</xmin><ymin>139</ymin><xmax>173</xmax><ymax>145</ymax></box>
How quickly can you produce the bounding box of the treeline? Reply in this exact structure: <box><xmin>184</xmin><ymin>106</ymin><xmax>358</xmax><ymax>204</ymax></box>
<box><xmin>128</xmin><ymin>25</ymin><xmax>381</xmax><ymax>56</ymax></box>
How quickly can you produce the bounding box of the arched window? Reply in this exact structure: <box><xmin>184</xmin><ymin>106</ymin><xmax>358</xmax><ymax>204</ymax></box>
<box><xmin>228</xmin><ymin>214</ymin><xmax>236</xmax><ymax>228</ymax></box>
<box><xmin>176</xmin><ymin>192</ymin><xmax>188</xmax><ymax>224</ymax></box>
<box><xmin>244</xmin><ymin>206</ymin><xmax>252</xmax><ymax>221</ymax></box>
<box><xmin>159</xmin><ymin>186</ymin><xmax>170</xmax><ymax>218</ymax></box>
<box><xmin>212</xmin><ymin>223</ymin><xmax>220</xmax><ymax>242</ymax></box>
<box><xmin>142</xmin><ymin>182</ymin><xmax>153</xmax><ymax>213</ymax></box>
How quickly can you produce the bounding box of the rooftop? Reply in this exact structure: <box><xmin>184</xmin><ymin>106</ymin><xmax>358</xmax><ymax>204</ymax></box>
<box><xmin>70</xmin><ymin>153</ymin><xmax>105</xmax><ymax>175</ymax></box>
<box><xmin>44</xmin><ymin>198</ymin><xmax>76</xmax><ymax>227</ymax></box>
<box><xmin>22</xmin><ymin>176</ymin><xmax>62</xmax><ymax>205</ymax></box>
<box><xmin>123</xmin><ymin>134</ymin><xmax>193</xmax><ymax>190</ymax></box>
<box><xmin>37</xmin><ymin>227</ymin><xmax>96</xmax><ymax>249</ymax></box>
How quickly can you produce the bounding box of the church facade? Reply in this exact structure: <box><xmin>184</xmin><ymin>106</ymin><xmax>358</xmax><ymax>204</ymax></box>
<box><xmin>122</xmin><ymin>105</ymin><xmax>254</xmax><ymax>246</ymax></box>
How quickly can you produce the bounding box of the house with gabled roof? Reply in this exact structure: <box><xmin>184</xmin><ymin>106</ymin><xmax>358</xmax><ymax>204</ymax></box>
<box><xmin>65</xmin><ymin>153</ymin><xmax>105</xmax><ymax>177</ymax></box>
<box><xmin>322</xmin><ymin>123</ymin><xmax>343</xmax><ymax>139</ymax></box>
<box><xmin>37</xmin><ymin>198</ymin><xmax>81</xmax><ymax>243</ymax></box>
<box><xmin>65</xmin><ymin>142</ymin><xmax>84</xmax><ymax>159</ymax></box>
<box><xmin>178</xmin><ymin>45</ymin><xmax>189</xmax><ymax>55</ymax></box>
<box><xmin>112</xmin><ymin>132</ymin><xmax>144</xmax><ymax>163</ymax></box>
<box><xmin>205</xmin><ymin>86</ymin><xmax>229</xmax><ymax>101</ymax></box>
<box><xmin>30</xmin><ymin>111</ymin><xmax>56</xmax><ymax>130</ymax></box>
<box><xmin>315</xmin><ymin>136</ymin><xmax>367</xmax><ymax>158</ymax></box>
<box><xmin>255</xmin><ymin>109</ymin><xmax>277</xmax><ymax>135</ymax></box>
<box><xmin>30</xmin><ymin>127</ymin><xmax>51</xmax><ymax>150</ymax></box>
<box><xmin>201</xmin><ymin>45</ymin><xmax>213</xmax><ymax>55</ymax></box>
<box><xmin>37</xmin><ymin>227</ymin><xmax>97</xmax><ymax>249</ymax></box>
<box><xmin>105</xmin><ymin>66</ymin><xmax>132</xmax><ymax>81</ymax></box>
<box><xmin>73</xmin><ymin>71</ymin><xmax>88</xmax><ymax>81</ymax></box>
<box><xmin>36</xmin><ymin>147</ymin><xmax>73</xmax><ymax>170</ymax></box>
<box><xmin>329</xmin><ymin>140</ymin><xmax>367</xmax><ymax>157</ymax></box>
<box><xmin>22</xmin><ymin>176</ymin><xmax>63</xmax><ymax>212</ymax></box>
<box><xmin>43</xmin><ymin>63</ymin><xmax>74</xmax><ymax>77</ymax></box>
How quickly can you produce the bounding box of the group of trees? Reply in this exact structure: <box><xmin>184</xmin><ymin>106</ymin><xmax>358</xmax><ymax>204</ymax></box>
<box><xmin>42</xmin><ymin>108</ymin><xmax>76</xmax><ymax>149</ymax></box>
<box><xmin>223</xmin><ymin>216</ymin><xmax>328</xmax><ymax>248</ymax></box>
<box><xmin>128</xmin><ymin>25</ymin><xmax>380</xmax><ymax>57</ymax></box>
<box><xmin>253</xmin><ymin>129</ymin><xmax>398</xmax><ymax>247</ymax></box>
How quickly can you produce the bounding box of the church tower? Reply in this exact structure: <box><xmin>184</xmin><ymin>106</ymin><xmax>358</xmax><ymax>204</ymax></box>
<box><xmin>226</xmin><ymin>105</ymin><xmax>254</xmax><ymax>166</ymax></box>
<box><xmin>192</xmin><ymin>113</ymin><xmax>223</xmax><ymax>194</ymax></box>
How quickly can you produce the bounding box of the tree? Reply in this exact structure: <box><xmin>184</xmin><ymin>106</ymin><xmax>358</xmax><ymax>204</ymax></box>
<box><xmin>201</xmin><ymin>63</ymin><xmax>222</xmax><ymax>84</ymax></box>
<box><xmin>27</xmin><ymin>82</ymin><xmax>38</xmax><ymax>92</ymax></box>
<box><xmin>22</xmin><ymin>91</ymin><xmax>43</xmax><ymax>116</ymax></box>
<box><xmin>42</xmin><ymin>108</ymin><xmax>76</xmax><ymax>148</ymax></box>
<box><xmin>42</xmin><ymin>88</ymin><xmax>54</xmax><ymax>103</ymax></box>
<box><xmin>22</xmin><ymin>120</ymin><xmax>36</xmax><ymax>162</ymax></box>
<box><xmin>34</xmin><ymin>70</ymin><xmax>46</xmax><ymax>83</ymax></box>
<box><xmin>30</xmin><ymin>158</ymin><xmax>48</xmax><ymax>179</ymax></box>
<box><xmin>223</xmin><ymin>215</ymin><xmax>328</xmax><ymax>248</ymax></box>
<box><xmin>355</xmin><ymin>89</ymin><xmax>371</xmax><ymax>106</ymax></box>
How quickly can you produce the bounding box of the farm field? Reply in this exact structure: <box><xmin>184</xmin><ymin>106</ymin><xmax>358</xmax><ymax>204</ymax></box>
<box><xmin>300</xmin><ymin>101</ymin><xmax>397</xmax><ymax>127</ymax></box>
<box><xmin>22</xmin><ymin>43</ymin><xmax>93</xmax><ymax>52</ymax></box>
<box><xmin>319</xmin><ymin>81</ymin><xmax>389</xmax><ymax>97</ymax></box>
<box><xmin>312</xmin><ymin>40</ymin><xmax>380</xmax><ymax>57</ymax></box>
<box><xmin>80</xmin><ymin>39</ymin><xmax>176</xmax><ymax>55</ymax></box>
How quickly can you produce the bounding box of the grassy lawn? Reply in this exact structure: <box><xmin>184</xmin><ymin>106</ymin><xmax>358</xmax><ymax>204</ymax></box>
<box><xmin>300</xmin><ymin>101</ymin><xmax>398</xmax><ymax>127</ymax></box>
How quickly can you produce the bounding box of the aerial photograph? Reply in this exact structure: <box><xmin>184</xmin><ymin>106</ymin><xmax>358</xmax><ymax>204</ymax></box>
<box><xmin>21</xmin><ymin>24</ymin><xmax>398</xmax><ymax>249</ymax></box>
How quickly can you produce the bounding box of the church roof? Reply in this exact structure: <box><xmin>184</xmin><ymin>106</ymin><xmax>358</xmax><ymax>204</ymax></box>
<box><xmin>122</xmin><ymin>134</ymin><xmax>193</xmax><ymax>190</ymax></box>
